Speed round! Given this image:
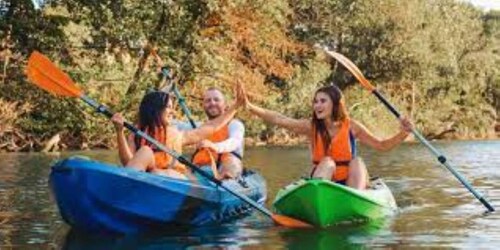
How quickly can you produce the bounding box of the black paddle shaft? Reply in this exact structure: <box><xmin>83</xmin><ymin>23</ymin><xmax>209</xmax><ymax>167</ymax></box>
<box><xmin>373</xmin><ymin>90</ymin><xmax>401</xmax><ymax>118</ymax></box>
<box><xmin>79</xmin><ymin>94</ymin><xmax>280</xmax><ymax>217</ymax></box>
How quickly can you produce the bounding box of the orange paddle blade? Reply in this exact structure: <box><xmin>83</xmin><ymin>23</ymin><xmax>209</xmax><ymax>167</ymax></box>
<box><xmin>26</xmin><ymin>51</ymin><xmax>82</xmax><ymax>97</ymax></box>
<box><xmin>323</xmin><ymin>49</ymin><xmax>376</xmax><ymax>92</ymax></box>
<box><xmin>272</xmin><ymin>214</ymin><xmax>313</xmax><ymax>228</ymax></box>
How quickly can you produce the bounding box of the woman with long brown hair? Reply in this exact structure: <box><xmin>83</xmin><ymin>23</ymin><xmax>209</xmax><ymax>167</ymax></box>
<box><xmin>241</xmin><ymin>83</ymin><xmax>412</xmax><ymax>189</ymax></box>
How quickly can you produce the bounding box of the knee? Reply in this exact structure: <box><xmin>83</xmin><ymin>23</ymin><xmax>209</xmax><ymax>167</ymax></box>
<box><xmin>320</xmin><ymin>156</ymin><xmax>335</xmax><ymax>166</ymax></box>
<box><xmin>221</xmin><ymin>156</ymin><xmax>242</xmax><ymax>176</ymax></box>
<box><xmin>126</xmin><ymin>146</ymin><xmax>155</xmax><ymax>171</ymax></box>
<box><xmin>318</xmin><ymin>157</ymin><xmax>336</xmax><ymax>170</ymax></box>
<box><xmin>349</xmin><ymin>157</ymin><xmax>365</xmax><ymax>168</ymax></box>
<box><xmin>136</xmin><ymin>145</ymin><xmax>154</xmax><ymax>156</ymax></box>
<box><xmin>161</xmin><ymin>169</ymin><xmax>188</xmax><ymax>180</ymax></box>
<box><xmin>348</xmin><ymin>158</ymin><xmax>368</xmax><ymax>178</ymax></box>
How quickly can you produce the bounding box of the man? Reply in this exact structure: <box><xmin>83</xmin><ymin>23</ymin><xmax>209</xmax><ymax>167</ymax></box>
<box><xmin>191</xmin><ymin>87</ymin><xmax>245</xmax><ymax>179</ymax></box>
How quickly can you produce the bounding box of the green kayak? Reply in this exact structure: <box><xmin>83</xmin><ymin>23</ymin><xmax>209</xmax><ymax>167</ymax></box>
<box><xmin>272</xmin><ymin>178</ymin><xmax>397</xmax><ymax>228</ymax></box>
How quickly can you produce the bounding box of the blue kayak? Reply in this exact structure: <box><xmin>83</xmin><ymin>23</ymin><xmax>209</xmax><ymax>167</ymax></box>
<box><xmin>49</xmin><ymin>156</ymin><xmax>267</xmax><ymax>234</ymax></box>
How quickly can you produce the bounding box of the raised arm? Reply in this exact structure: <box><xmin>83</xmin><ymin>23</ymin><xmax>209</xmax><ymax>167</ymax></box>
<box><xmin>111</xmin><ymin>113</ymin><xmax>137</xmax><ymax>165</ymax></box>
<box><xmin>351</xmin><ymin>118</ymin><xmax>412</xmax><ymax>152</ymax></box>
<box><xmin>182</xmin><ymin>104</ymin><xmax>238</xmax><ymax>146</ymax></box>
<box><xmin>211</xmin><ymin>119</ymin><xmax>245</xmax><ymax>153</ymax></box>
<box><xmin>238</xmin><ymin>81</ymin><xmax>311</xmax><ymax>135</ymax></box>
<box><xmin>182</xmin><ymin>82</ymin><xmax>245</xmax><ymax>146</ymax></box>
<box><xmin>237</xmin><ymin>81</ymin><xmax>311</xmax><ymax>135</ymax></box>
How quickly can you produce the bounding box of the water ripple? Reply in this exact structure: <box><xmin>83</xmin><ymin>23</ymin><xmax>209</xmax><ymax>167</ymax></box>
<box><xmin>0</xmin><ymin>140</ymin><xmax>499</xmax><ymax>249</ymax></box>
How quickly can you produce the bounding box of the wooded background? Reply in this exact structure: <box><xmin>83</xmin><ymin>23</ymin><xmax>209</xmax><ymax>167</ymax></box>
<box><xmin>1</xmin><ymin>0</ymin><xmax>499</xmax><ymax>152</ymax></box>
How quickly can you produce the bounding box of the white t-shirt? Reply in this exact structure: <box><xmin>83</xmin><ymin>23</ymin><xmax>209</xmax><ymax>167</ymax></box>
<box><xmin>172</xmin><ymin>119</ymin><xmax>245</xmax><ymax>157</ymax></box>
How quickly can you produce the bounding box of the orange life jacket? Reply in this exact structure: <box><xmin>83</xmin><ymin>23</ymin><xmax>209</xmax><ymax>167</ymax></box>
<box><xmin>192</xmin><ymin>123</ymin><xmax>237</xmax><ymax>167</ymax></box>
<box><xmin>311</xmin><ymin>118</ymin><xmax>356</xmax><ymax>182</ymax></box>
<box><xmin>135</xmin><ymin>126</ymin><xmax>187</xmax><ymax>174</ymax></box>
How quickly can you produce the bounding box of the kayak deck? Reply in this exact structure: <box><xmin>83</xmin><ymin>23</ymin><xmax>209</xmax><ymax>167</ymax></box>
<box><xmin>49</xmin><ymin>156</ymin><xmax>267</xmax><ymax>234</ymax></box>
<box><xmin>272</xmin><ymin>178</ymin><xmax>397</xmax><ymax>228</ymax></box>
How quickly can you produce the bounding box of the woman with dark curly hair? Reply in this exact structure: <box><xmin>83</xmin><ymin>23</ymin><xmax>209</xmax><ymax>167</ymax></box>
<box><xmin>111</xmin><ymin>84</ymin><xmax>245</xmax><ymax>180</ymax></box>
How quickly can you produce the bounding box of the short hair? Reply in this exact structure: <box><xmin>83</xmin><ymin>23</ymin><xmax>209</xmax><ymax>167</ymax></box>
<box><xmin>204</xmin><ymin>87</ymin><xmax>225</xmax><ymax>100</ymax></box>
<box><xmin>206</xmin><ymin>86</ymin><xmax>223</xmax><ymax>92</ymax></box>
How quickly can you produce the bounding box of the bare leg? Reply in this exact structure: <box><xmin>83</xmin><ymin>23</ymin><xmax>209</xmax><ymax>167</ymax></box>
<box><xmin>219</xmin><ymin>155</ymin><xmax>243</xmax><ymax>179</ymax></box>
<box><xmin>125</xmin><ymin>146</ymin><xmax>155</xmax><ymax>171</ymax></box>
<box><xmin>126</xmin><ymin>146</ymin><xmax>188</xmax><ymax>180</ymax></box>
<box><xmin>346</xmin><ymin>157</ymin><xmax>369</xmax><ymax>190</ymax></box>
<box><xmin>150</xmin><ymin>168</ymin><xmax>188</xmax><ymax>180</ymax></box>
<box><xmin>312</xmin><ymin>157</ymin><xmax>336</xmax><ymax>180</ymax></box>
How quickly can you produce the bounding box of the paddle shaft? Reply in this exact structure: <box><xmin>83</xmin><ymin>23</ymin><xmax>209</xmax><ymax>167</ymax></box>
<box><xmin>173</xmin><ymin>86</ymin><xmax>197</xmax><ymax>128</ymax></box>
<box><xmin>161</xmin><ymin>68</ymin><xmax>197</xmax><ymax>128</ymax></box>
<box><xmin>79</xmin><ymin>95</ymin><xmax>274</xmax><ymax>218</ymax></box>
<box><xmin>371</xmin><ymin>90</ymin><xmax>495</xmax><ymax>212</ymax></box>
<box><xmin>160</xmin><ymin>70</ymin><xmax>265</xmax><ymax>215</ymax></box>
<box><xmin>162</xmin><ymin>68</ymin><xmax>242</xmax><ymax>160</ymax></box>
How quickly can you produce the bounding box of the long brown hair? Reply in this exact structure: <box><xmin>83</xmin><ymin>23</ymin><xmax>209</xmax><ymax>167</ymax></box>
<box><xmin>311</xmin><ymin>84</ymin><xmax>348</xmax><ymax>153</ymax></box>
<box><xmin>134</xmin><ymin>91</ymin><xmax>170</xmax><ymax>148</ymax></box>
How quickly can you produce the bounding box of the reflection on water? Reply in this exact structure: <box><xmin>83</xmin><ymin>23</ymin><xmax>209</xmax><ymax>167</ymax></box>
<box><xmin>279</xmin><ymin>218</ymin><xmax>394</xmax><ymax>250</ymax></box>
<box><xmin>0</xmin><ymin>141</ymin><xmax>499</xmax><ymax>248</ymax></box>
<box><xmin>62</xmin><ymin>217</ymin><xmax>391</xmax><ymax>249</ymax></box>
<box><xmin>62</xmin><ymin>218</ymin><xmax>270</xmax><ymax>249</ymax></box>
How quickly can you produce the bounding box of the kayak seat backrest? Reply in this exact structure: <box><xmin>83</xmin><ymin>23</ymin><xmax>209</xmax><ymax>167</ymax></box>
<box><xmin>241</xmin><ymin>168</ymin><xmax>254</xmax><ymax>177</ymax></box>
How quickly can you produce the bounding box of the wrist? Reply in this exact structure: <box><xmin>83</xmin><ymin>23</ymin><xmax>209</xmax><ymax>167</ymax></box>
<box><xmin>212</xmin><ymin>144</ymin><xmax>221</xmax><ymax>153</ymax></box>
<box><xmin>399</xmin><ymin>129</ymin><xmax>410</xmax><ymax>137</ymax></box>
<box><xmin>227</xmin><ymin>103</ymin><xmax>237</xmax><ymax>112</ymax></box>
<box><xmin>247</xmin><ymin>103</ymin><xmax>256</xmax><ymax>112</ymax></box>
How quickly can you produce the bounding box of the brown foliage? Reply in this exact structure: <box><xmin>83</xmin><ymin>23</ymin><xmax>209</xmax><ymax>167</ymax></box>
<box><xmin>0</xmin><ymin>99</ymin><xmax>34</xmax><ymax>152</ymax></box>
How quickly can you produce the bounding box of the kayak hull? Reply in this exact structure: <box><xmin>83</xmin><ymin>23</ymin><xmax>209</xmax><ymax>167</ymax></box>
<box><xmin>272</xmin><ymin>178</ymin><xmax>397</xmax><ymax>228</ymax></box>
<box><xmin>49</xmin><ymin>157</ymin><xmax>266</xmax><ymax>234</ymax></box>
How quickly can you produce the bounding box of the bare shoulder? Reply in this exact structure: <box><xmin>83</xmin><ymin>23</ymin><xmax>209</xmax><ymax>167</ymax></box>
<box><xmin>297</xmin><ymin>119</ymin><xmax>312</xmax><ymax>137</ymax></box>
<box><xmin>349</xmin><ymin>119</ymin><xmax>361</xmax><ymax>128</ymax></box>
<box><xmin>167</xmin><ymin>125</ymin><xmax>181</xmax><ymax>136</ymax></box>
<box><xmin>349</xmin><ymin>119</ymin><xmax>366</xmax><ymax>137</ymax></box>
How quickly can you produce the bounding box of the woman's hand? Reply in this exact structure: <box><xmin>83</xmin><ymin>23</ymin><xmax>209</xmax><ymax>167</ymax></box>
<box><xmin>111</xmin><ymin>113</ymin><xmax>125</xmax><ymax>131</ymax></box>
<box><xmin>399</xmin><ymin>117</ymin><xmax>413</xmax><ymax>134</ymax></box>
<box><xmin>235</xmin><ymin>80</ymin><xmax>246</xmax><ymax>108</ymax></box>
<box><xmin>235</xmin><ymin>80</ymin><xmax>249</xmax><ymax>109</ymax></box>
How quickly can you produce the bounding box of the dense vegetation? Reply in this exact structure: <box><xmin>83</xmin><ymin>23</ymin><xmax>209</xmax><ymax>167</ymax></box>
<box><xmin>0</xmin><ymin>0</ymin><xmax>498</xmax><ymax>152</ymax></box>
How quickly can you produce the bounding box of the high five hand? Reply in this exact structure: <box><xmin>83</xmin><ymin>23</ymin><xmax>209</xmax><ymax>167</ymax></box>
<box><xmin>235</xmin><ymin>80</ymin><xmax>249</xmax><ymax>109</ymax></box>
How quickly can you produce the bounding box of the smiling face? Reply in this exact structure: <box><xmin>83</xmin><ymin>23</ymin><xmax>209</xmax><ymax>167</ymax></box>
<box><xmin>161</xmin><ymin>96</ymin><xmax>174</xmax><ymax>125</ymax></box>
<box><xmin>203</xmin><ymin>88</ymin><xmax>226</xmax><ymax>119</ymax></box>
<box><xmin>313</xmin><ymin>91</ymin><xmax>334</xmax><ymax>120</ymax></box>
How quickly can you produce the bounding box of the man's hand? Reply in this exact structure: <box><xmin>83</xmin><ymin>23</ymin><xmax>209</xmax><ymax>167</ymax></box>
<box><xmin>198</xmin><ymin>139</ymin><xmax>217</xmax><ymax>151</ymax></box>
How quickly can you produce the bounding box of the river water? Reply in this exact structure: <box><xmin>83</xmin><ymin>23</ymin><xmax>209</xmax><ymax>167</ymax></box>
<box><xmin>0</xmin><ymin>140</ymin><xmax>499</xmax><ymax>249</ymax></box>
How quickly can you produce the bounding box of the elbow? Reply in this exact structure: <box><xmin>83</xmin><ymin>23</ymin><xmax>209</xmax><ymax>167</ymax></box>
<box><xmin>119</xmin><ymin>156</ymin><xmax>130</xmax><ymax>166</ymax></box>
<box><xmin>376</xmin><ymin>142</ymin><xmax>392</xmax><ymax>152</ymax></box>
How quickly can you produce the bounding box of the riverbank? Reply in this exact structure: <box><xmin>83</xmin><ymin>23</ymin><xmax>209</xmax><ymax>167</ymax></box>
<box><xmin>1</xmin><ymin>129</ymin><xmax>498</xmax><ymax>153</ymax></box>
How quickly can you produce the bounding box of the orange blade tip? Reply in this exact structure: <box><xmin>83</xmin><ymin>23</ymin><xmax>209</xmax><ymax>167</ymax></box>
<box><xmin>272</xmin><ymin>214</ymin><xmax>313</xmax><ymax>228</ymax></box>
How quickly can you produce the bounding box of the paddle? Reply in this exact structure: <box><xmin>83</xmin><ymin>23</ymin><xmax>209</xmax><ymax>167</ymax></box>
<box><xmin>160</xmin><ymin>67</ymin><xmax>197</xmax><ymax>128</ymax></box>
<box><xmin>160</xmin><ymin>68</ymin><xmax>244</xmax><ymax>164</ymax></box>
<box><xmin>319</xmin><ymin>47</ymin><xmax>495</xmax><ymax>212</ymax></box>
<box><xmin>159</xmin><ymin>68</ymin><xmax>222</xmax><ymax>178</ymax></box>
<box><xmin>25</xmin><ymin>51</ymin><xmax>312</xmax><ymax>227</ymax></box>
